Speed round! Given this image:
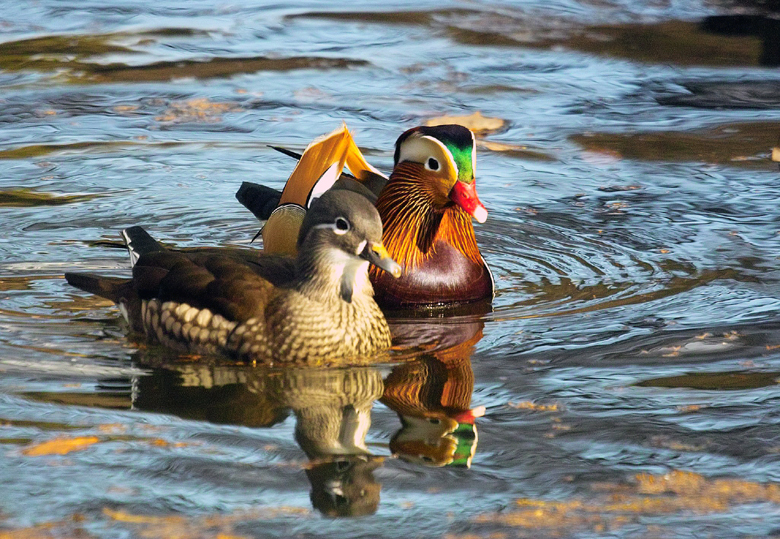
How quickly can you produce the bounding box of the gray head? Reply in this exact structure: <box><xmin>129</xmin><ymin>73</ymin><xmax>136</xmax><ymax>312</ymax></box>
<box><xmin>296</xmin><ymin>189</ymin><xmax>401</xmax><ymax>302</ymax></box>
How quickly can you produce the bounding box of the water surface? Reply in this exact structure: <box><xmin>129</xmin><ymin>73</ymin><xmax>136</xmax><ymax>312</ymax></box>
<box><xmin>2</xmin><ymin>1</ymin><xmax>780</xmax><ymax>537</ymax></box>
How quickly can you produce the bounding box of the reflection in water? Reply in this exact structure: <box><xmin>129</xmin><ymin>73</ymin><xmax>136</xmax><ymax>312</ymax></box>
<box><xmin>25</xmin><ymin>321</ymin><xmax>484</xmax><ymax>517</ymax></box>
<box><xmin>133</xmin><ymin>359</ymin><xmax>385</xmax><ymax>517</ymax></box>
<box><xmin>382</xmin><ymin>319</ymin><xmax>484</xmax><ymax>468</ymax></box>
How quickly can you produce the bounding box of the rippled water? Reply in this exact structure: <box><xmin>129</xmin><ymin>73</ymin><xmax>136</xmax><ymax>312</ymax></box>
<box><xmin>2</xmin><ymin>1</ymin><xmax>780</xmax><ymax>537</ymax></box>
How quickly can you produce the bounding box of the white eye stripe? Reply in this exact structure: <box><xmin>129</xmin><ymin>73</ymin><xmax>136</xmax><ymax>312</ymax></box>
<box><xmin>355</xmin><ymin>240</ymin><xmax>367</xmax><ymax>255</ymax></box>
<box><xmin>312</xmin><ymin>217</ymin><xmax>351</xmax><ymax>235</ymax></box>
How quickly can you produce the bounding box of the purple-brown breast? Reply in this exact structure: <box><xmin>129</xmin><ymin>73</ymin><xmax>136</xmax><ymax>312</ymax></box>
<box><xmin>371</xmin><ymin>240</ymin><xmax>493</xmax><ymax>308</ymax></box>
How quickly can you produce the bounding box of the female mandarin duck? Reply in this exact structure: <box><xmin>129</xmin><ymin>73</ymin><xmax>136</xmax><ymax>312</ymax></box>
<box><xmin>237</xmin><ymin>124</ymin><xmax>494</xmax><ymax>309</ymax></box>
<box><xmin>65</xmin><ymin>189</ymin><xmax>402</xmax><ymax>364</ymax></box>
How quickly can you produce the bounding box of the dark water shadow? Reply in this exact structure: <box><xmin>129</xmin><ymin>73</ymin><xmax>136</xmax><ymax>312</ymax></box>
<box><xmin>701</xmin><ymin>14</ymin><xmax>780</xmax><ymax>66</ymax></box>
<box><xmin>295</xmin><ymin>8</ymin><xmax>771</xmax><ymax>67</ymax></box>
<box><xmin>0</xmin><ymin>188</ymin><xmax>103</xmax><ymax>207</ymax></box>
<box><xmin>0</xmin><ymin>32</ymin><xmax>369</xmax><ymax>83</ymax></box>
<box><xmin>571</xmin><ymin>121</ymin><xmax>779</xmax><ymax>169</ymax></box>
<box><xmin>636</xmin><ymin>371</ymin><xmax>780</xmax><ymax>390</ymax></box>
<box><xmin>658</xmin><ymin>80</ymin><xmax>780</xmax><ymax>109</ymax></box>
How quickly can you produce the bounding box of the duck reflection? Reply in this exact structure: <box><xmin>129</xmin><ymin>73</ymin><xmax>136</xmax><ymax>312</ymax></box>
<box><xmin>37</xmin><ymin>318</ymin><xmax>484</xmax><ymax>517</ymax></box>
<box><xmin>132</xmin><ymin>360</ymin><xmax>385</xmax><ymax>517</ymax></box>
<box><xmin>382</xmin><ymin>318</ymin><xmax>485</xmax><ymax>468</ymax></box>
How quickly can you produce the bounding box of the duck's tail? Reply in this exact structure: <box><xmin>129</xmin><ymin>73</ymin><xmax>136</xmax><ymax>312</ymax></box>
<box><xmin>65</xmin><ymin>226</ymin><xmax>166</xmax><ymax>303</ymax></box>
<box><xmin>121</xmin><ymin>225</ymin><xmax>166</xmax><ymax>266</ymax></box>
<box><xmin>64</xmin><ymin>273</ymin><xmax>130</xmax><ymax>303</ymax></box>
<box><xmin>236</xmin><ymin>181</ymin><xmax>282</xmax><ymax>221</ymax></box>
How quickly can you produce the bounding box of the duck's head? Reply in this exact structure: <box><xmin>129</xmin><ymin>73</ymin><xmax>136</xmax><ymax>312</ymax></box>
<box><xmin>297</xmin><ymin>189</ymin><xmax>402</xmax><ymax>302</ymax></box>
<box><xmin>393</xmin><ymin>124</ymin><xmax>487</xmax><ymax>223</ymax></box>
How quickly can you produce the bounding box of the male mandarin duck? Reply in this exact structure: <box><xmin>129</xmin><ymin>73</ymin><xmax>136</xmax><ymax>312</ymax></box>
<box><xmin>65</xmin><ymin>189</ymin><xmax>402</xmax><ymax>364</ymax></box>
<box><xmin>236</xmin><ymin>123</ymin><xmax>494</xmax><ymax>309</ymax></box>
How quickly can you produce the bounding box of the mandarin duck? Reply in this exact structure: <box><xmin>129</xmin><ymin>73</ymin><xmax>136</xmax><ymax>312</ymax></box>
<box><xmin>65</xmin><ymin>189</ymin><xmax>401</xmax><ymax>364</ymax></box>
<box><xmin>237</xmin><ymin>124</ymin><xmax>494</xmax><ymax>309</ymax></box>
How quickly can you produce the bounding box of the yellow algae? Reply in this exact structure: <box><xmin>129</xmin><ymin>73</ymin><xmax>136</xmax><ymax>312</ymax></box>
<box><xmin>97</xmin><ymin>424</ymin><xmax>127</xmax><ymax>433</ymax></box>
<box><xmin>472</xmin><ymin>470</ymin><xmax>780</xmax><ymax>535</ymax></box>
<box><xmin>22</xmin><ymin>436</ymin><xmax>100</xmax><ymax>456</ymax></box>
<box><xmin>103</xmin><ymin>509</ymin><xmax>186</xmax><ymax>525</ymax></box>
<box><xmin>508</xmin><ymin>401</ymin><xmax>560</xmax><ymax>412</ymax></box>
<box><xmin>113</xmin><ymin>105</ymin><xmax>140</xmax><ymax>114</ymax></box>
<box><xmin>425</xmin><ymin>112</ymin><xmax>506</xmax><ymax>135</ymax></box>
<box><xmin>677</xmin><ymin>404</ymin><xmax>704</xmax><ymax>414</ymax></box>
<box><xmin>100</xmin><ymin>507</ymin><xmax>308</xmax><ymax>539</ymax></box>
<box><xmin>155</xmin><ymin>98</ymin><xmax>242</xmax><ymax>123</ymax></box>
<box><xmin>443</xmin><ymin>534</ymin><xmax>508</xmax><ymax>539</ymax></box>
<box><xmin>0</xmin><ymin>515</ymin><xmax>93</xmax><ymax>539</ymax></box>
<box><xmin>650</xmin><ymin>436</ymin><xmax>708</xmax><ymax>452</ymax></box>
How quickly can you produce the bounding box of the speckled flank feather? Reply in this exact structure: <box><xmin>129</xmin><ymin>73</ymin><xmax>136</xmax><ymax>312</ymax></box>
<box><xmin>141</xmin><ymin>299</ymin><xmax>238</xmax><ymax>355</ymax></box>
<box><xmin>264</xmin><ymin>289</ymin><xmax>391</xmax><ymax>363</ymax></box>
<box><xmin>138</xmin><ymin>283</ymin><xmax>391</xmax><ymax>364</ymax></box>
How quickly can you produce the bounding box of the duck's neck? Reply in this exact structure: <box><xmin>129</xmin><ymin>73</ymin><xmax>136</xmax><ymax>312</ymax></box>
<box><xmin>295</xmin><ymin>246</ymin><xmax>373</xmax><ymax>304</ymax></box>
<box><xmin>375</xmin><ymin>163</ymin><xmax>482</xmax><ymax>270</ymax></box>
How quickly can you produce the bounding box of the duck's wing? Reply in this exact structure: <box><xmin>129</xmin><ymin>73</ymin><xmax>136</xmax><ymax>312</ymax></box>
<box><xmin>239</xmin><ymin>125</ymin><xmax>388</xmax><ymax>256</ymax></box>
<box><xmin>276</xmin><ymin>124</ymin><xmax>386</xmax><ymax>207</ymax></box>
<box><xmin>132</xmin><ymin>250</ymin><xmax>279</xmax><ymax>323</ymax></box>
<box><xmin>235</xmin><ymin>140</ymin><xmax>387</xmax><ymax>223</ymax></box>
<box><xmin>67</xmin><ymin>227</ymin><xmax>289</xmax><ymax>334</ymax></box>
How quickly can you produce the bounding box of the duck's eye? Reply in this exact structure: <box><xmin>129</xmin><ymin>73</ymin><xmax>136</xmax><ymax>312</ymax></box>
<box><xmin>426</xmin><ymin>157</ymin><xmax>440</xmax><ymax>171</ymax></box>
<box><xmin>334</xmin><ymin>217</ymin><xmax>350</xmax><ymax>234</ymax></box>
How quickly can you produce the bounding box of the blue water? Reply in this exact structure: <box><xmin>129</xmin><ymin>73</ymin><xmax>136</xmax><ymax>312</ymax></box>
<box><xmin>2</xmin><ymin>1</ymin><xmax>780</xmax><ymax>537</ymax></box>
